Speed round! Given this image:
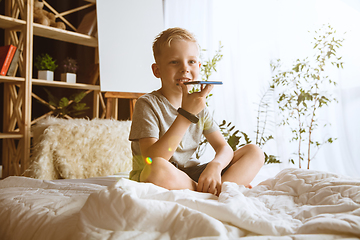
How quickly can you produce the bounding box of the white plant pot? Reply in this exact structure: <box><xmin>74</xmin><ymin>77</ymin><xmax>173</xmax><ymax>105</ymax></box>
<box><xmin>38</xmin><ymin>70</ymin><xmax>54</xmax><ymax>81</ymax></box>
<box><xmin>61</xmin><ymin>73</ymin><xmax>76</xmax><ymax>83</ymax></box>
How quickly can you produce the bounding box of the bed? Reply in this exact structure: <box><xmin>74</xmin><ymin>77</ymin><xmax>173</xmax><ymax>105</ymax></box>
<box><xmin>0</xmin><ymin>118</ymin><xmax>359</xmax><ymax>240</ymax></box>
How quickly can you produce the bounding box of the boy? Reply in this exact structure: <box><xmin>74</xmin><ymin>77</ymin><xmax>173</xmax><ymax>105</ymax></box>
<box><xmin>129</xmin><ymin>27</ymin><xmax>264</xmax><ymax>195</ymax></box>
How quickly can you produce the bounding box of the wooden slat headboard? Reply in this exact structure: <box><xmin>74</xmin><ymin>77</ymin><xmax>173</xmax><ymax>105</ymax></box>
<box><xmin>104</xmin><ymin>92</ymin><xmax>145</xmax><ymax>120</ymax></box>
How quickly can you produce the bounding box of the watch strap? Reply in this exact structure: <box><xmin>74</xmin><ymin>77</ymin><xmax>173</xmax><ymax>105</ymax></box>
<box><xmin>177</xmin><ymin>108</ymin><xmax>199</xmax><ymax>123</ymax></box>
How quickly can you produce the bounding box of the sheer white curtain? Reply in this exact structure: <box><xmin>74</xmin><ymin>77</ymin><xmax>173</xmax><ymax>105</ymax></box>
<box><xmin>164</xmin><ymin>0</ymin><xmax>360</xmax><ymax>178</ymax></box>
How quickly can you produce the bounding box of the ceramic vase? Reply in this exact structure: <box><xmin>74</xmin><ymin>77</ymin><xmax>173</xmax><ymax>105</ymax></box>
<box><xmin>61</xmin><ymin>73</ymin><xmax>76</xmax><ymax>83</ymax></box>
<box><xmin>38</xmin><ymin>70</ymin><xmax>54</xmax><ymax>81</ymax></box>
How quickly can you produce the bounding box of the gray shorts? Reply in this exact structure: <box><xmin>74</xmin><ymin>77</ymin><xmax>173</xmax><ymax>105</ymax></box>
<box><xmin>172</xmin><ymin>162</ymin><xmax>231</xmax><ymax>183</ymax></box>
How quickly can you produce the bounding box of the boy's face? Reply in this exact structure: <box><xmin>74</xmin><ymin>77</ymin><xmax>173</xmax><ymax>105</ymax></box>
<box><xmin>152</xmin><ymin>40</ymin><xmax>201</xmax><ymax>94</ymax></box>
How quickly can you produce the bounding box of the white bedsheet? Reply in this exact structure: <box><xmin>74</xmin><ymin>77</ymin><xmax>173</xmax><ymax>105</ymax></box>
<box><xmin>0</xmin><ymin>168</ymin><xmax>359</xmax><ymax>240</ymax></box>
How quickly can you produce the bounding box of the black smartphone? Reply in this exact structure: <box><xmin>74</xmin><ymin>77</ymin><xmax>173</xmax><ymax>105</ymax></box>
<box><xmin>184</xmin><ymin>81</ymin><xmax>223</xmax><ymax>85</ymax></box>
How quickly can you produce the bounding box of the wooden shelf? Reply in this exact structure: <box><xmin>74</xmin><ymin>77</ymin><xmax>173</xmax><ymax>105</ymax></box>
<box><xmin>33</xmin><ymin>23</ymin><xmax>98</xmax><ymax>47</ymax></box>
<box><xmin>32</xmin><ymin>79</ymin><xmax>100</xmax><ymax>90</ymax></box>
<box><xmin>1</xmin><ymin>77</ymin><xmax>100</xmax><ymax>90</ymax></box>
<box><xmin>0</xmin><ymin>15</ymin><xmax>24</xmax><ymax>29</ymax></box>
<box><xmin>0</xmin><ymin>133</ymin><xmax>23</xmax><ymax>139</ymax></box>
<box><xmin>0</xmin><ymin>15</ymin><xmax>98</xmax><ymax>48</ymax></box>
<box><xmin>0</xmin><ymin>76</ymin><xmax>25</xmax><ymax>83</ymax></box>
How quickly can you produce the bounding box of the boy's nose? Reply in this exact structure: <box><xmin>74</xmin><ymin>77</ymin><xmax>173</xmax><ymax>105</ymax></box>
<box><xmin>180</xmin><ymin>63</ymin><xmax>190</xmax><ymax>73</ymax></box>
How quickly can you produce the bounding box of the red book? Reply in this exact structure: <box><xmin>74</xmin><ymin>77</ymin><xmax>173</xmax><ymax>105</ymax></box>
<box><xmin>0</xmin><ymin>45</ymin><xmax>17</xmax><ymax>76</ymax></box>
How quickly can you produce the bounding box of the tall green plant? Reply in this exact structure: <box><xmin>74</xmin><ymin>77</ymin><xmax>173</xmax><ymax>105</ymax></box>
<box><xmin>271</xmin><ymin>24</ymin><xmax>344</xmax><ymax>169</ymax></box>
<box><xmin>255</xmin><ymin>84</ymin><xmax>280</xmax><ymax>164</ymax></box>
<box><xmin>194</xmin><ymin>43</ymin><xmax>280</xmax><ymax>164</ymax></box>
<box><xmin>200</xmin><ymin>43</ymin><xmax>224</xmax><ymax>82</ymax></box>
<box><xmin>190</xmin><ymin>42</ymin><xmax>224</xmax><ymax>101</ymax></box>
<box><xmin>193</xmin><ymin>43</ymin><xmax>223</xmax><ymax>158</ymax></box>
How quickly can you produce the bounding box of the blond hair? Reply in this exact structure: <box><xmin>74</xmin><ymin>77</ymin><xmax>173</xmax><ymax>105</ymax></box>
<box><xmin>152</xmin><ymin>27</ymin><xmax>198</xmax><ymax>62</ymax></box>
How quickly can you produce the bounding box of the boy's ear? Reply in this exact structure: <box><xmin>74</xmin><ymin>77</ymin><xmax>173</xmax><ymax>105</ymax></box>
<box><xmin>152</xmin><ymin>63</ymin><xmax>161</xmax><ymax>78</ymax></box>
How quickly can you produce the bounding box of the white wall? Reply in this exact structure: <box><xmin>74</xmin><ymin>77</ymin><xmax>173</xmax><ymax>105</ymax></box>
<box><xmin>97</xmin><ymin>0</ymin><xmax>164</xmax><ymax>93</ymax></box>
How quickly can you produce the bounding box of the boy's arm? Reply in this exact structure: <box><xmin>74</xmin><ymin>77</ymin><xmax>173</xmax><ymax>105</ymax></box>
<box><xmin>139</xmin><ymin>114</ymin><xmax>192</xmax><ymax>161</ymax></box>
<box><xmin>140</xmin><ymin>83</ymin><xmax>214</xmax><ymax>162</ymax></box>
<box><xmin>197</xmin><ymin>130</ymin><xmax>234</xmax><ymax>195</ymax></box>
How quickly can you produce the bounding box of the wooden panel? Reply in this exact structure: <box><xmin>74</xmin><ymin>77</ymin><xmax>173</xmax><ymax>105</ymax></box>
<box><xmin>93</xmin><ymin>90</ymin><xmax>100</xmax><ymax>118</ymax></box>
<box><xmin>21</xmin><ymin>0</ymin><xmax>34</xmax><ymax>175</ymax></box>
<box><xmin>104</xmin><ymin>92</ymin><xmax>145</xmax><ymax>99</ymax></box>
<box><xmin>105</xmin><ymin>98</ymin><xmax>117</xmax><ymax>119</ymax></box>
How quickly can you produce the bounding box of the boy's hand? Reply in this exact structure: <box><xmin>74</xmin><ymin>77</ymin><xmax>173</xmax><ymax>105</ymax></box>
<box><xmin>197</xmin><ymin>162</ymin><xmax>222</xmax><ymax>196</ymax></box>
<box><xmin>179</xmin><ymin>82</ymin><xmax>214</xmax><ymax>115</ymax></box>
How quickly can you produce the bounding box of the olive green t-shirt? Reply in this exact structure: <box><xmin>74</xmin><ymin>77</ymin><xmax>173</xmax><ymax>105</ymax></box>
<box><xmin>129</xmin><ymin>90</ymin><xmax>219</xmax><ymax>181</ymax></box>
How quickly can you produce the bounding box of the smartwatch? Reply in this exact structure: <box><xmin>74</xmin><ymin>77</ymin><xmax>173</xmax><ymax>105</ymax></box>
<box><xmin>177</xmin><ymin>108</ymin><xmax>199</xmax><ymax>123</ymax></box>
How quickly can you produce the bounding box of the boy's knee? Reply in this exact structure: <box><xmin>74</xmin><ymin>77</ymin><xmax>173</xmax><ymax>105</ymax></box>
<box><xmin>247</xmin><ymin>144</ymin><xmax>265</xmax><ymax>165</ymax></box>
<box><xmin>140</xmin><ymin>157</ymin><xmax>177</xmax><ymax>189</ymax></box>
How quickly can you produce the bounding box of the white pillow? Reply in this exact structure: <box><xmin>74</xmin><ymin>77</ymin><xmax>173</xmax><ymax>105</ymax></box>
<box><xmin>28</xmin><ymin>116</ymin><xmax>132</xmax><ymax>180</ymax></box>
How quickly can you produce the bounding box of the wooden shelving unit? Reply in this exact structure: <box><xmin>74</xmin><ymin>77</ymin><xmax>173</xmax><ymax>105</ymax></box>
<box><xmin>0</xmin><ymin>0</ymin><xmax>104</xmax><ymax>178</ymax></box>
<box><xmin>0</xmin><ymin>15</ymin><xmax>97</xmax><ymax>47</ymax></box>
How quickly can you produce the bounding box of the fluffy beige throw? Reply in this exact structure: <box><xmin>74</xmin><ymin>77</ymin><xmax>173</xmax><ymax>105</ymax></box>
<box><xmin>27</xmin><ymin>117</ymin><xmax>132</xmax><ymax>180</ymax></box>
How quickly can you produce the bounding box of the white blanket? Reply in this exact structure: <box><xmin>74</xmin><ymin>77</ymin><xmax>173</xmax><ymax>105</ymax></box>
<box><xmin>0</xmin><ymin>168</ymin><xmax>359</xmax><ymax>240</ymax></box>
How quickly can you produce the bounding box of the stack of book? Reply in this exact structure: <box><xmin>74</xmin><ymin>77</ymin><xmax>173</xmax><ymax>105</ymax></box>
<box><xmin>76</xmin><ymin>10</ymin><xmax>97</xmax><ymax>37</ymax></box>
<box><xmin>0</xmin><ymin>44</ymin><xmax>21</xmax><ymax>76</ymax></box>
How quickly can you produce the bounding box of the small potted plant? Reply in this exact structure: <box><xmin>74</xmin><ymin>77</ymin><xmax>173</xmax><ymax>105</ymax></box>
<box><xmin>61</xmin><ymin>57</ymin><xmax>78</xmax><ymax>83</ymax></box>
<box><xmin>34</xmin><ymin>53</ymin><xmax>58</xmax><ymax>81</ymax></box>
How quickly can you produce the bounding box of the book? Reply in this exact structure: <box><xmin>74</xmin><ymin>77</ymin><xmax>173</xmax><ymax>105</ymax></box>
<box><xmin>77</xmin><ymin>10</ymin><xmax>97</xmax><ymax>36</ymax></box>
<box><xmin>0</xmin><ymin>45</ymin><xmax>17</xmax><ymax>76</ymax></box>
<box><xmin>6</xmin><ymin>48</ymin><xmax>22</xmax><ymax>76</ymax></box>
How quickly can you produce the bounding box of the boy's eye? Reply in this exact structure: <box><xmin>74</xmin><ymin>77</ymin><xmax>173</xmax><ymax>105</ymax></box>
<box><xmin>189</xmin><ymin>60</ymin><xmax>197</xmax><ymax>64</ymax></box>
<box><xmin>170</xmin><ymin>61</ymin><xmax>178</xmax><ymax>64</ymax></box>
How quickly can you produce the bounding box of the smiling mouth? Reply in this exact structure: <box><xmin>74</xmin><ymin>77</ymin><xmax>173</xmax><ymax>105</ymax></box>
<box><xmin>176</xmin><ymin>78</ymin><xmax>191</xmax><ymax>84</ymax></box>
